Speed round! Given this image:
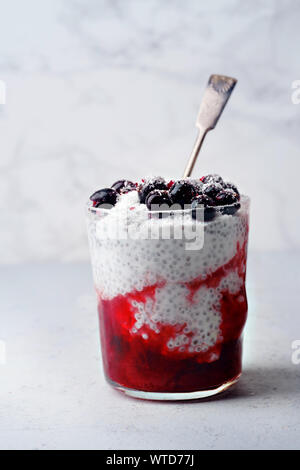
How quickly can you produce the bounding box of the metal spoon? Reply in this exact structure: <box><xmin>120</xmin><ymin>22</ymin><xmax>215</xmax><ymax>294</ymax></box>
<box><xmin>183</xmin><ymin>74</ymin><xmax>237</xmax><ymax>178</ymax></box>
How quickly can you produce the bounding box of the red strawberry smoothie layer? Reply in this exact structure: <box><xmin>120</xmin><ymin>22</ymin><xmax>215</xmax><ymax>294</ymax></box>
<box><xmin>97</xmin><ymin>240</ymin><xmax>248</xmax><ymax>393</ymax></box>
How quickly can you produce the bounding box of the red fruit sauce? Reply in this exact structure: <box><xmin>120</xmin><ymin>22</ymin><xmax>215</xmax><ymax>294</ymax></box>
<box><xmin>97</xmin><ymin>241</ymin><xmax>248</xmax><ymax>393</ymax></box>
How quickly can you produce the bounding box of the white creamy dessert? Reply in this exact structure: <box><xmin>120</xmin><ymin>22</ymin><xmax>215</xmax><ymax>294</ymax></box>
<box><xmin>87</xmin><ymin>176</ymin><xmax>249</xmax><ymax>360</ymax></box>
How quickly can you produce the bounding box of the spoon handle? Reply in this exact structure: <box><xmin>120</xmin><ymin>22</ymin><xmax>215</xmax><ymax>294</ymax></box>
<box><xmin>183</xmin><ymin>127</ymin><xmax>207</xmax><ymax>178</ymax></box>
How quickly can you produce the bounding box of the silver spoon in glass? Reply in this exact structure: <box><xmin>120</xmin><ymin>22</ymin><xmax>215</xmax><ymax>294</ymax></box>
<box><xmin>183</xmin><ymin>74</ymin><xmax>237</xmax><ymax>178</ymax></box>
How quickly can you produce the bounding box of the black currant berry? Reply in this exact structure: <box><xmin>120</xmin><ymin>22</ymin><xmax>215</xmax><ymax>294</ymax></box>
<box><xmin>215</xmin><ymin>189</ymin><xmax>238</xmax><ymax>206</ymax></box>
<box><xmin>201</xmin><ymin>174</ymin><xmax>224</xmax><ymax>185</ymax></box>
<box><xmin>169</xmin><ymin>180</ymin><xmax>197</xmax><ymax>207</ymax></box>
<box><xmin>145</xmin><ymin>190</ymin><xmax>173</xmax><ymax>211</ymax></box>
<box><xmin>191</xmin><ymin>193</ymin><xmax>214</xmax><ymax>207</ymax></box>
<box><xmin>111</xmin><ymin>180</ymin><xmax>136</xmax><ymax>193</ymax></box>
<box><xmin>90</xmin><ymin>188</ymin><xmax>118</xmax><ymax>208</ymax></box>
<box><xmin>191</xmin><ymin>195</ymin><xmax>216</xmax><ymax>222</ymax></box>
<box><xmin>219</xmin><ymin>202</ymin><xmax>241</xmax><ymax>216</ymax></box>
<box><xmin>138</xmin><ymin>177</ymin><xmax>168</xmax><ymax>204</ymax></box>
<box><xmin>224</xmin><ymin>182</ymin><xmax>240</xmax><ymax>200</ymax></box>
<box><xmin>203</xmin><ymin>182</ymin><xmax>223</xmax><ymax>200</ymax></box>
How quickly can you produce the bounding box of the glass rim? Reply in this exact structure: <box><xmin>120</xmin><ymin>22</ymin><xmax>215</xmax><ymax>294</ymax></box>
<box><xmin>86</xmin><ymin>194</ymin><xmax>250</xmax><ymax>215</ymax></box>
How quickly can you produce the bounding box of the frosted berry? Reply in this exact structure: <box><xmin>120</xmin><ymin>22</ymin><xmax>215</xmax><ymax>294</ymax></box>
<box><xmin>191</xmin><ymin>193</ymin><xmax>214</xmax><ymax>207</ymax></box>
<box><xmin>203</xmin><ymin>182</ymin><xmax>223</xmax><ymax>200</ymax></box>
<box><xmin>220</xmin><ymin>202</ymin><xmax>241</xmax><ymax>216</ymax></box>
<box><xmin>112</xmin><ymin>180</ymin><xmax>136</xmax><ymax>194</ymax></box>
<box><xmin>191</xmin><ymin>195</ymin><xmax>216</xmax><ymax>222</ymax></box>
<box><xmin>90</xmin><ymin>188</ymin><xmax>118</xmax><ymax>207</ymax></box>
<box><xmin>201</xmin><ymin>174</ymin><xmax>224</xmax><ymax>185</ymax></box>
<box><xmin>169</xmin><ymin>180</ymin><xmax>197</xmax><ymax>207</ymax></box>
<box><xmin>139</xmin><ymin>177</ymin><xmax>168</xmax><ymax>204</ymax></box>
<box><xmin>146</xmin><ymin>190</ymin><xmax>173</xmax><ymax>210</ymax></box>
<box><xmin>215</xmin><ymin>188</ymin><xmax>238</xmax><ymax>206</ymax></box>
<box><xmin>225</xmin><ymin>182</ymin><xmax>240</xmax><ymax>200</ymax></box>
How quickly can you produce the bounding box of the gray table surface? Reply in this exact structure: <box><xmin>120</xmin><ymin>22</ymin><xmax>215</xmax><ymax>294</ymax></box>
<box><xmin>1</xmin><ymin>252</ymin><xmax>300</xmax><ymax>450</ymax></box>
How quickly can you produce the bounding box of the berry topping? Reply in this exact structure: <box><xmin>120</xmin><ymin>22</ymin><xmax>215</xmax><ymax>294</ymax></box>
<box><xmin>189</xmin><ymin>179</ymin><xmax>204</xmax><ymax>193</ymax></box>
<box><xmin>90</xmin><ymin>174</ymin><xmax>242</xmax><ymax>217</ymax></box>
<box><xmin>203</xmin><ymin>182</ymin><xmax>223</xmax><ymax>200</ymax></box>
<box><xmin>213</xmin><ymin>189</ymin><xmax>240</xmax><ymax>216</ymax></box>
<box><xmin>169</xmin><ymin>180</ymin><xmax>197</xmax><ymax>207</ymax></box>
<box><xmin>112</xmin><ymin>180</ymin><xmax>136</xmax><ymax>193</ymax></box>
<box><xmin>215</xmin><ymin>188</ymin><xmax>238</xmax><ymax>206</ymax></box>
<box><xmin>90</xmin><ymin>188</ymin><xmax>118</xmax><ymax>208</ymax></box>
<box><xmin>204</xmin><ymin>206</ymin><xmax>217</xmax><ymax>222</ymax></box>
<box><xmin>138</xmin><ymin>177</ymin><xmax>168</xmax><ymax>204</ymax></box>
<box><xmin>191</xmin><ymin>195</ymin><xmax>216</xmax><ymax>222</ymax></box>
<box><xmin>191</xmin><ymin>193</ymin><xmax>214</xmax><ymax>207</ymax></box>
<box><xmin>219</xmin><ymin>202</ymin><xmax>241</xmax><ymax>216</ymax></box>
<box><xmin>201</xmin><ymin>174</ymin><xmax>224</xmax><ymax>185</ymax></box>
<box><xmin>224</xmin><ymin>182</ymin><xmax>240</xmax><ymax>200</ymax></box>
<box><xmin>145</xmin><ymin>190</ymin><xmax>173</xmax><ymax>210</ymax></box>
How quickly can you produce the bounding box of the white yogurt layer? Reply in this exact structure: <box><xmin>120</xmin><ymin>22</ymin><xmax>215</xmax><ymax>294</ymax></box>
<box><xmin>87</xmin><ymin>191</ymin><xmax>248</xmax><ymax>300</ymax></box>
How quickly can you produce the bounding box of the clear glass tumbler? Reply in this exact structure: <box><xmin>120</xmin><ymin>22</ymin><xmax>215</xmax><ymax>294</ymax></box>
<box><xmin>87</xmin><ymin>196</ymin><xmax>250</xmax><ymax>400</ymax></box>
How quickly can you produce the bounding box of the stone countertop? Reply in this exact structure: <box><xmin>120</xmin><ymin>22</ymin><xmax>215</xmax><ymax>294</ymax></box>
<box><xmin>1</xmin><ymin>252</ymin><xmax>300</xmax><ymax>450</ymax></box>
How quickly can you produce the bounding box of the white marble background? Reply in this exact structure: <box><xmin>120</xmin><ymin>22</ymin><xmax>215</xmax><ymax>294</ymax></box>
<box><xmin>0</xmin><ymin>0</ymin><xmax>299</xmax><ymax>263</ymax></box>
